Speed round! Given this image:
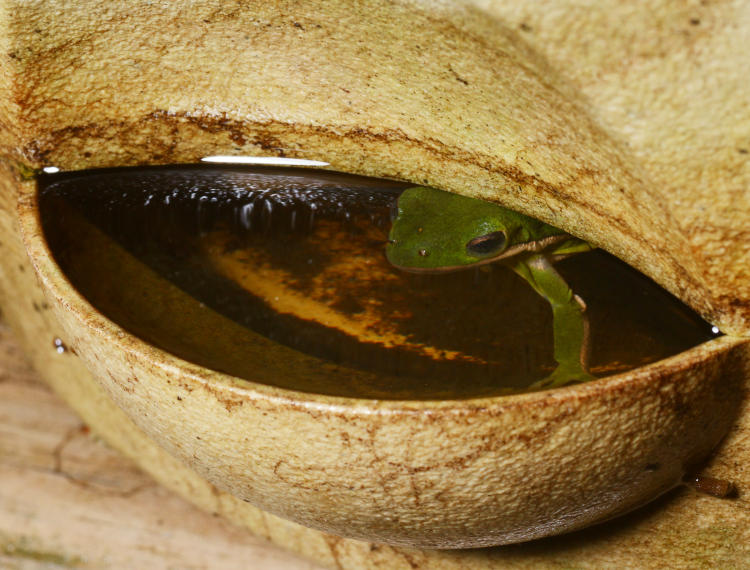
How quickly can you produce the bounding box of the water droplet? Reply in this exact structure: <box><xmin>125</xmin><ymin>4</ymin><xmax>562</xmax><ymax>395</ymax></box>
<box><xmin>239</xmin><ymin>202</ymin><xmax>255</xmax><ymax>230</ymax></box>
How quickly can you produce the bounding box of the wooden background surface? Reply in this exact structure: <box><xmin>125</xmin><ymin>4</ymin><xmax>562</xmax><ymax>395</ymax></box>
<box><xmin>0</xmin><ymin>321</ymin><xmax>321</xmax><ymax>569</ymax></box>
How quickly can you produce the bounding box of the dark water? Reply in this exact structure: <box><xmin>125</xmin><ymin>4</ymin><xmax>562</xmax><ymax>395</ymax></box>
<box><xmin>38</xmin><ymin>165</ymin><xmax>718</xmax><ymax>399</ymax></box>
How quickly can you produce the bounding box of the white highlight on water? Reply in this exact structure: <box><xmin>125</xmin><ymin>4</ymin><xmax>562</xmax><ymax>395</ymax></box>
<box><xmin>201</xmin><ymin>156</ymin><xmax>330</xmax><ymax>167</ymax></box>
<box><xmin>42</xmin><ymin>166</ymin><xmax>61</xmax><ymax>173</ymax></box>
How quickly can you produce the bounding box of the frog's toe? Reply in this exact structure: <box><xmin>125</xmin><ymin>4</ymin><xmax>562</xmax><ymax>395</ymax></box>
<box><xmin>528</xmin><ymin>368</ymin><xmax>596</xmax><ymax>391</ymax></box>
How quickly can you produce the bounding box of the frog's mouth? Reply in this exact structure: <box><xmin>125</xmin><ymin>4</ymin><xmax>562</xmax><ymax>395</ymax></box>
<box><xmin>389</xmin><ymin>234</ymin><xmax>570</xmax><ymax>274</ymax></box>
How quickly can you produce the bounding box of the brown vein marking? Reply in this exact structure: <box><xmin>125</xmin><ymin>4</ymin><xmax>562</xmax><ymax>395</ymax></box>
<box><xmin>51</xmin><ymin>424</ymin><xmax>154</xmax><ymax>497</ymax></box>
<box><xmin>107</xmin><ymin>370</ymin><xmax>135</xmax><ymax>394</ymax></box>
<box><xmin>198</xmin><ymin>378</ymin><xmax>246</xmax><ymax>413</ymax></box>
<box><xmin>320</xmin><ymin>533</ymin><xmax>344</xmax><ymax>570</ymax></box>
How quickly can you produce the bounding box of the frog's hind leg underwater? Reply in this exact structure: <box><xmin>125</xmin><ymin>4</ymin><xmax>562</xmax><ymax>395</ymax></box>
<box><xmin>513</xmin><ymin>254</ymin><xmax>595</xmax><ymax>390</ymax></box>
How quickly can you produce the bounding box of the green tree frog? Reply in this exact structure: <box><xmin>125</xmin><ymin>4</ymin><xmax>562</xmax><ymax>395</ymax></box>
<box><xmin>386</xmin><ymin>186</ymin><xmax>596</xmax><ymax>390</ymax></box>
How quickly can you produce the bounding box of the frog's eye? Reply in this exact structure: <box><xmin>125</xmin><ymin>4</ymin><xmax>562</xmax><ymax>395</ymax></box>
<box><xmin>466</xmin><ymin>231</ymin><xmax>507</xmax><ymax>257</ymax></box>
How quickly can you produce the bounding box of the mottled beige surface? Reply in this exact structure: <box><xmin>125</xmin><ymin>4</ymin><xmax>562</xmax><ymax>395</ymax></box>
<box><xmin>473</xmin><ymin>0</ymin><xmax>750</xmax><ymax>334</ymax></box>
<box><xmin>0</xmin><ymin>0</ymin><xmax>749</xmax><ymax>566</ymax></box>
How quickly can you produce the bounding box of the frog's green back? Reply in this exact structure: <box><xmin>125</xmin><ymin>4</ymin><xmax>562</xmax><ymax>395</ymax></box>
<box><xmin>386</xmin><ymin>186</ymin><xmax>563</xmax><ymax>270</ymax></box>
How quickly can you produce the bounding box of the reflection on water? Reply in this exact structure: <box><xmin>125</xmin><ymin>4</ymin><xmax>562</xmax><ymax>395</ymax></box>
<box><xmin>38</xmin><ymin>166</ymin><xmax>718</xmax><ymax>399</ymax></box>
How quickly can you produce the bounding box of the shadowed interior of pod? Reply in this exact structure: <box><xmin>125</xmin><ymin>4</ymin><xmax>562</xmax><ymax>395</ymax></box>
<box><xmin>37</xmin><ymin>165</ymin><xmax>719</xmax><ymax>400</ymax></box>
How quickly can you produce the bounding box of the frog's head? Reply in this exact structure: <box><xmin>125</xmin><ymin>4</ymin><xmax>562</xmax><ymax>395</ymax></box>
<box><xmin>386</xmin><ymin>186</ymin><xmax>532</xmax><ymax>272</ymax></box>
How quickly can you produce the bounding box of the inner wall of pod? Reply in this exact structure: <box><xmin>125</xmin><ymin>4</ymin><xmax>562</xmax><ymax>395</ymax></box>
<box><xmin>38</xmin><ymin>165</ymin><xmax>717</xmax><ymax>399</ymax></box>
